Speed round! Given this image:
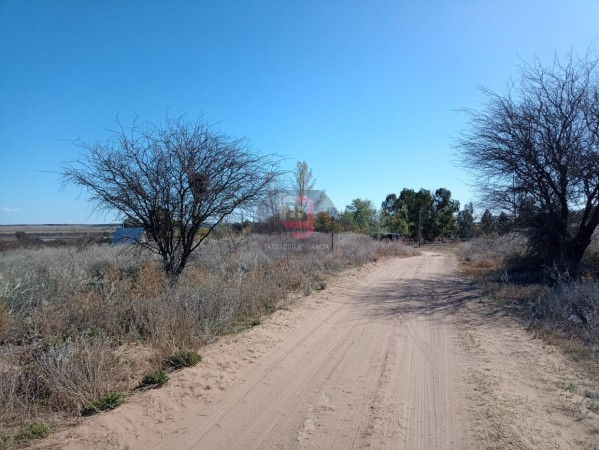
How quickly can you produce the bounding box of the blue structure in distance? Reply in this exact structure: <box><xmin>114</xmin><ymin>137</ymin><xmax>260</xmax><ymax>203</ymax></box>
<box><xmin>112</xmin><ymin>227</ymin><xmax>144</xmax><ymax>245</ymax></box>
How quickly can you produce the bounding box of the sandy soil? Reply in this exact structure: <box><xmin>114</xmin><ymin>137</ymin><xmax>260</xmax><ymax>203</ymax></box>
<box><xmin>36</xmin><ymin>252</ymin><xmax>599</xmax><ymax>449</ymax></box>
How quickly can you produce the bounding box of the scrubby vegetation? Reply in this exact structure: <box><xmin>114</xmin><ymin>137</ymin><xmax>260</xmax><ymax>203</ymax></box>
<box><xmin>141</xmin><ymin>369</ymin><xmax>169</xmax><ymax>387</ymax></box>
<box><xmin>457</xmin><ymin>232</ymin><xmax>599</xmax><ymax>357</ymax></box>
<box><xmin>81</xmin><ymin>392</ymin><xmax>125</xmax><ymax>416</ymax></box>
<box><xmin>0</xmin><ymin>232</ymin><xmax>417</xmax><ymax>440</ymax></box>
<box><xmin>165</xmin><ymin>351</ymin><xmax>202</xmax><ymax>370</ymax></box>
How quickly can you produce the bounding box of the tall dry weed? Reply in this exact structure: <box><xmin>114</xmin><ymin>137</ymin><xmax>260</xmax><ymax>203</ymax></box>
<box><xmin>0</xmin><ymin>303</ymin><xmax>10</xmax><ymax>342</ymax></box>
<box><xmin>458</xmin><ymin>233</ymin><xmax>599</xmax><ymax>357</ymax></box>
<box><xmin>528</xmin><ymin>281</ymin><xmax>599</xmax><ymax>345</ymax></box>
<box><xmin>0</xmin><ymin>337</ymin><xmax>126</xmax><ymax>427</ymax></box>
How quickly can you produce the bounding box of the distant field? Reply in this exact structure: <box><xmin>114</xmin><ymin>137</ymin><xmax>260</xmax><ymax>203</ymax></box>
<box><xmin>0</xmin><ymin>224</ymin><xmax>119</xmax><ymax>241</ymax></box>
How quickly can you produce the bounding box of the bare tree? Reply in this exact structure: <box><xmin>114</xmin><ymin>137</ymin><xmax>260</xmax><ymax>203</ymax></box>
<box><xmin>254</xmin><ymin>178</ymin><xmax>288</xmax><ymax>233</ymax></box>
<box><xmin>457</xmin><ymin>52</ymin><xmax>599</xmax><ymax>273</ymax></box>
<box><xmin>62</xmin><ymin>116</ymin><xmax>281</xmax><ymax>277</ymax></box>
<box><xmin>292</xmin><ymin>161</ymin><xmax>324</xmax><ymax>232</ymax></box>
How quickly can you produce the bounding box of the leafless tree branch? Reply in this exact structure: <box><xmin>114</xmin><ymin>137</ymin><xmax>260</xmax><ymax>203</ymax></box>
<box><xmin>62</xmin><ymin>115</ymin><xmax>283</xmax><ymax>277</ymax></box>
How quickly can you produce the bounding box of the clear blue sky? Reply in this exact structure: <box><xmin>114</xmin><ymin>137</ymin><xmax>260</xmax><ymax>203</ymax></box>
<box><xmin>1</xmin><ymin>0</ymin><xmax>598</xmax><ymax>224</ymax></box>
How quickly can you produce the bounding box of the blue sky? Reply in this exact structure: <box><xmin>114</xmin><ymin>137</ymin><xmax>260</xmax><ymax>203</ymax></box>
<box><xmin>1</xmin><ymin>0</ymin><xmax>598</xmax><ymax>224</ymax></box>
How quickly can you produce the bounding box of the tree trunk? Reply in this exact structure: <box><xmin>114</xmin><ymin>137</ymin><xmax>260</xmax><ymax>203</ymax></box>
<box><xmin>565</xmin><ymin>218</ymin><xmax>599</xmax><ymax>275</ymax></box>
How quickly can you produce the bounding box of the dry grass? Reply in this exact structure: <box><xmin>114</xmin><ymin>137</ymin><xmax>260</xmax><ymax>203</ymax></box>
<box><xmin>0</xmin><ymin>303</ymin><xmax>10</xmax><ymax>343</ymax></box>
<box><xmin>0</xmin><ymin>232</ymin><xmax>418</xmax><ymax>439</ymax></box>
<box><xmin>457</xmin><ymin>232</ymin><xmax>599</xmax><ymax>371</ymax></box>
<box><xmin>526</xmin><ymin>281</ymin><xmax>599</xmax><ymax>345</ymax></box>
<box><xmin>456</xmin><ymin>233</ymin><xmax>528</xmax><ymax>278</ymax></box>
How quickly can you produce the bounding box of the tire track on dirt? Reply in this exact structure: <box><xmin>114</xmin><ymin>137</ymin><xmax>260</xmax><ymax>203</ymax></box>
<box><xmin>161</xmin><ymin>261</ymin><xmax>402</xmax><ymax>450</ymax></box>
<box><xmin>37</xmin><ymin>252</ymin><xmax>599</xmax><ymax>450</ymax></box>
<box><xmin>43</xmin><ymin>253</ymin><xmax>508</xmax><ymax>450</ymax></box>
<box><xmin>362</xmin><ymin>253</ymin><xmax>465</xmax><ymax>449</ymax></box>
<box><xmin>267</xmin><ymin>264</ymin><xmax>405</xmax><ymax>450</ymax></box>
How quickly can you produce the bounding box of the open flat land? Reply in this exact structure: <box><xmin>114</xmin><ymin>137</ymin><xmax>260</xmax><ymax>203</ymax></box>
<box><xmin>35</xmin><ymin>252</ymin><xmax>599</xmax><ymax>449</ymax></box>
<box><xmin>0</xmin><ymin>224</ymin><xmax>117</xmax><ymax>241</ymax></box>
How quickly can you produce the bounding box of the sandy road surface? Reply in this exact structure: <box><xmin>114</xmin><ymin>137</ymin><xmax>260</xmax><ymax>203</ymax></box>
<box><xmin>40</xmin><ymin>252</ymin><xmax>598</xmax><ymax>449</ymax></box>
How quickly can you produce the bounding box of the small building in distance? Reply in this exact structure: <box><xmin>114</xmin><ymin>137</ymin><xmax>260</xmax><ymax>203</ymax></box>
<box><xmin>112</xmin><ymin>227</ymin><xmax>145</xmax><ymax>245</ymax></box>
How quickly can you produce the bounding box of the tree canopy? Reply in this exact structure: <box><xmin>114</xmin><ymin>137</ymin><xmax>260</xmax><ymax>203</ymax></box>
<box><xmin>62</xmin><ymin>116</ymin><xmax>281</xmax><ymax>276</ymax></box>
<box><xmin>381</xmin><ymin>188</ymin><xmax>459</xmax><ymax>241</ymax></box>
<box><xmin>455</xmin><ymin>202</ymin><xmax>475</xmax><ymax>239</ymax></box>
<box><xmin>457</xmin><ymin>52</ymin><xmax>599</xmax><ymax>272</ymax></box>
<box><xmin>343</xmin><ymin>198</ymin><xmax>377</xmax><ymax>234</ymax></box>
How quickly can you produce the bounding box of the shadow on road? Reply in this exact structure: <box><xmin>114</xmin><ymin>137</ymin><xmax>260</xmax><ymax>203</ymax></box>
<box><xmin>353</xmin><ymin>275</ymin><xmax>506</xmax><ymax>326</ymax></box>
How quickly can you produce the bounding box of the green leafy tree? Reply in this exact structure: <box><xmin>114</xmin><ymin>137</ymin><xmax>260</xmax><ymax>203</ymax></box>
<box><xmin>433</xmin><ymin>188</ymin><xmax>460</xmax><ymax>239</ymax></box>
<box><xmin>381</xmin><ymin>193</ymin><xmax>409</xmax><ymax>234</ymax></box>
<box><xmin>345</xmin><ymin>198</ymin><xmax>377</xmax><ymax>234</ymax></box>
<box><xmin>394</xmin><ymin>188</ymin><xmax>434</xmax><ymax>240</ymax></box>
<box><xmin>339</xmin><ymin>210</ymin><xmax>355</xmax><ymax>231</ymax></box>
<box><xmin>314</xmin><ymin>211</ymin><xmax>333</xmax><ymax>232</ymax></box>
<box><xmin>382</xmin><ymin>188</ymin><xmax>458</xmax><ymax>240</ymax></box>
<box><xmin>414</xmin><ymin>189</ymin><xmax>436</xmax><ymax>241</ymax></box>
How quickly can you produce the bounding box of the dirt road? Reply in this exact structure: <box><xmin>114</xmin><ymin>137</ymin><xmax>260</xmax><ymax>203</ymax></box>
<box><xmin>43</xmin><ymin>252</ymin><xmax>598</xmax><ymax>449</ymax></box>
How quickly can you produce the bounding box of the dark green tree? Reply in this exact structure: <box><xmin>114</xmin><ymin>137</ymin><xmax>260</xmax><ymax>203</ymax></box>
<box><xmin>456</xmin><ymin>202</ymin><xmax>476</xmax><ymax>239</ymax></box>
<box><xmin>381</xmin><ymin>193</ymin><xmax>409</xmax><ymax>234</ymax></box>
<box><xmin>382</xmin><ymin>188</ymin><xmax>458</xmax><ymax>240</ymax></box>
<box><xmin>394</xmin><ymin>189</ymin><xmax>434</xmax><ymax>240</ymax></box>
<box><xmin>496</xmin><ymin>211</ymin><xmax>513</xmax><ymax>235</ymax></box>
<box><xmin>433</xmin><ymin>188</ymin><xmax>460</xmax><ymax>238</ymax></box>
<box><xmin>480</xmin><ymin>209</ymin><xmax>497</xmax><ymax>235</ymax></box>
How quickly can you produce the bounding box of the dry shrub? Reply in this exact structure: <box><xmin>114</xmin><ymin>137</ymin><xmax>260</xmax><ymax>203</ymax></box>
<box><xmin>375</xmin><ymin>241</ymin><xmax>420</xmax><ymax>259</ymax></box>
<box><xmin>459</xmin><ymin>233</ymin><xmax>599</xmax><ymax>360</ymax></box>
<box><xmin>0</xmin><ymin>303</ymin><xmax>10</xmax><ymax>342</ymax></box>
<box><xmin>0</xmin><ymin>337</ymin><xmax>126</xmax><ymax>429</ymax></box>
<box><xmin>0</xmin><ymin>232</ymin><xmax>418</xmax><ymax>431</ymax></box>
<box><xmin>131</xmin><ymin>262</ymin><xmax>166</xmax><ymax>299</ymax></box>
<box><xmin>457</xmin><ymin>233</ymin><xmax>528</xmax><ymax>279</ymax></box>
<box><xmin>34</xmin><ymin>338</ymin><xmax>127</xmax><ymax>414</ymax></box>
<box><xmin>29</xmin><ymin>304</ymin><xmax>67</xmax><ymax>343</ymax></box>
<box><xmin>0</xmin><ymin>365</ymin><xmax>23</xmax><ymax>426</ymax></box>
<box><xmin>493</xmin><ymin>283</ymin><xmax>546</xmax><ymax>305</ymax></box>
<box><xmin>528</xmin><ymin>282</ymin><xmax>599</xmax><ymax>345</ymax></box>
<box><xmin>183</xmin><ymin>266</ymin><xmax>207</xmax><ymax>285</ymax></box>
<box><xmin>113</xmin><ymin>343</ymin><xmax>155</xmax><ymax>385</ymax></box>
<box><xmin>65</xmin><ymin>290</ymin><xmax>105</xmax><ymax>332</ymax></box>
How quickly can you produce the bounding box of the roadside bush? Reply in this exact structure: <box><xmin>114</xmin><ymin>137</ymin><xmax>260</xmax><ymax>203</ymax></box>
<box><xmin>81</xmin><ymin>392</ymin><xmax>124</xmax><ymax>416</ymax></box>
<box><xmin>141</xmin><ymin>369</ymin><xmax>169</xmax><ymax>387</ymax></box>
<box><xmin>456</xmin><ymin>233</ymin><xmax>527</xmax><ymax>277</ymax></box>
<box><xmin>458</xmin><ymin>232</ymin><xmax>599</xmax><ymax>352</ymax></box>
<box><xmin>165</xmin><ymin>351</ymin><xmax>202</xmax><ymax>370</ymax></box>
<box><xmin>15</xmin><ymin>422</ymin><xmax>52</xmax><ymax>442</ymax></box>
<box><xmin>0</xmin><ymin>336</ymin><xmax>128</xmax><ymax>427</ymax></box>
<box><xmin>528</xmin><ymin>282</ymin><xmax>599</xmax><ymax>344</ymax></box>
